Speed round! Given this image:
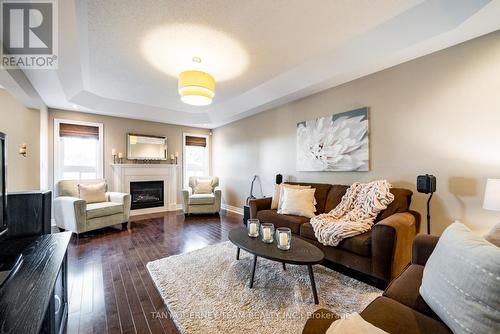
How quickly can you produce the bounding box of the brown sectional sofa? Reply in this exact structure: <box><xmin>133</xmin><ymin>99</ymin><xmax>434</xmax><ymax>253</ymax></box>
<box><xmin>249</xmin><ymin>182</ymin><xmax>421</xmax><ymax>285</ymax></box>
<box><xmin>302</xmin><ymin>235</ymin><xmax>452</xmax><ymax>334</ymax></box>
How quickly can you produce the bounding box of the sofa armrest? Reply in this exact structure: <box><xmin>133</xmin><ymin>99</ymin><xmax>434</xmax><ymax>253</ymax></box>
<box><xmin>106</xmin><ymin>192</ymin><xmax>131</xmax><ymax>221</ymax></box>
<box><xmin>214</xmin><ymin>186</ymin><xmax>222</xmax><ymax>212</ymax></box>
<box><xmin>412</xmin><ymin>234</ymin><xmax>439</xmax><ymax>266</ymax></box>
<box><xmin>249</xmin><ymin>197</ymin><xmax>272</xmax><ymax>219</ymax></box>
<box><xmin>372</xmin><ymin>212</ymin><xmax>419</xmax><ymax>281</ymax></box>
<box><xmin>181</xmin><ymin>187</ymin><xmax>192</xmax><ymax>212</ymax></box>
<box><xmin>53</xmin><ymin>196</ymin><xmax>86</xmax><ymax>233</ymax></box>
<box><xmin>302</xmin><ymin>309</ymin><xmax>339</xmax><ymax>334</ymax></box>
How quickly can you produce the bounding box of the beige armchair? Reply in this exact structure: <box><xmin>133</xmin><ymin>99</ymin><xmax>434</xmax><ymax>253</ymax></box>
<box><xmin>54</xmin><ymin>179</ymin><xmax>131</xmax><ymax>234</ymax></box>
<box><xmin>182</xmin><ymin>176</ymin><xmax>221</xmax><ymax>215</ymax></box>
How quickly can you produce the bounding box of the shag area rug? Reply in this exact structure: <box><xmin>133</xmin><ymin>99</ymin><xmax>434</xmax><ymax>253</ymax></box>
<box><xmin>147</xmin><ymin>241</ymin><xmax>381</xmax><ymax>334</ymax></box>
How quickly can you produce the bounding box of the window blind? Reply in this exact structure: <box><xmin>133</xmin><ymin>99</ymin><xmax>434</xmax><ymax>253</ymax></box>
<box><xmin>59</xmin><ymin>123</ymin><xmax>99</xmax><ymax>138</ymax></box>
<box><xmin>185</xmin><ymin>135</ymin><xmax>206</xmax><ymax>147</ymax></box>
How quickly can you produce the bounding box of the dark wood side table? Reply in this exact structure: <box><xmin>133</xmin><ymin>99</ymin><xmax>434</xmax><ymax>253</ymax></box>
<box><xmin>228</xmin><ymin>227</ymin><xmax>325</xmax><ymax>304</ymax></box>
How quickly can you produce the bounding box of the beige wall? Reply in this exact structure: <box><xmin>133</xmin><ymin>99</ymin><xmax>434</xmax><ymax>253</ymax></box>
<box><xmin>213</xmin><ymin>31</ymin><xmax>500</xmax><ymax>235</ymax></box>
<box><xmin>48</xmin><ymin>109</ymin><xmax>211</xmax><ymax>201</ymax></box>
<box><xmin>0</xmin><ymin>89</ymin><xmax>40</xmax><ymax>191</ymax></box>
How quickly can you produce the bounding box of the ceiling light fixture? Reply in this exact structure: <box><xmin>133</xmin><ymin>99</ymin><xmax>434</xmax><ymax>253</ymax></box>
<box><xmin>178</xmin><ymin>70</ymin><xmax>215</xmax><ymax>106</ymax></box>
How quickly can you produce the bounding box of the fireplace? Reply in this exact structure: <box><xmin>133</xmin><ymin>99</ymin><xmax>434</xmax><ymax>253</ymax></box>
<box><xmin>130</xmin><ymin>181</ymin><xmax>164</xmax><ymax>210</ymax></box>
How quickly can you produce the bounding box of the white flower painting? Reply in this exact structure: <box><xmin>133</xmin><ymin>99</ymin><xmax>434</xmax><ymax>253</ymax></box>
<box><xmin>297</xmin><ymin>108</ymin><xmax>369</xmax><ymax>171</ymax></box>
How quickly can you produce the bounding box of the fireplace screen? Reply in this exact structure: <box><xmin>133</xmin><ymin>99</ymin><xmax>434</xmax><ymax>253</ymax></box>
<box><xmin>130</xmin><ymin>181</ymin><xmax>164</xmax><ymax>210</ymax></box>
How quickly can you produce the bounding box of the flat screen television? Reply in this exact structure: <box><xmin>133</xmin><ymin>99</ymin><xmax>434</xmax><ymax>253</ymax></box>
<box><xmin>0</xmin><ymin>132</ymin><xmax>7</xmax><ymax>238</ymax></box>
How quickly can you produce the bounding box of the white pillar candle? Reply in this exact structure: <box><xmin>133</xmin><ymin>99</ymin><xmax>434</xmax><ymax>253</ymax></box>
<box><xmin>111</xmin><ymin>148</ymin><xmax>116</xmax><ymax>156</ymax></box>
<box><xmin>118</xmin><ymin>152</ymin><xmax>123</xmax><ymax>158</ymax></box>
<box><xmin>263</xmin><ymin>227</ymin><xmax>271</xmax><ymax>240</ymax></box>
<box><xmin>279</xmin><ymin>232</ymin><xmax>289</xmax><ymax>246</ymax></box>
<box><xmin>249</xmin><ymin>223</ymin><xmax>257</xmax><ymax>235</ymax></box>
<box><xmin>175</xmin><ymin>151</ymin><xmax>179</xmax><ymax>158</ymax></box>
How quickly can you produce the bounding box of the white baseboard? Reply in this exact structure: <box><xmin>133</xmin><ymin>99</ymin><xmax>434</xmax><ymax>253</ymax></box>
<box><xmin>222</xmin><ymin>204</ymin><xmax>244</xmax><ymax>215</ymax></box>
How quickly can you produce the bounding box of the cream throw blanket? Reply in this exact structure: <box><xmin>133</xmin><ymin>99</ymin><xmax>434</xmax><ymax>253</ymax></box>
<box><xmin>310</xmin><ymin>180</ymin><xmax>394</xmax><ymax>246</ymax></box>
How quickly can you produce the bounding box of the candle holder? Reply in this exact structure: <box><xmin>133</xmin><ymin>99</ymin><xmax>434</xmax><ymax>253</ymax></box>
<box><xmin>276</xmin><ymin>227</ymin><xmax>291</xmax><ymax>250</ymax></box>
<box><xmin>112</xmin><ymin>154</ymin><xmax>117</xmax><ymax>164</ymax></box>
<box><xmin>260</xmin><ymin>223</ymin><xmax>274</xmax><ymax>243</ymax></box>
<box><xmin>247</xmin><ymin>219</ymin><xmax>260</xmax><ymax>238</ymax></box>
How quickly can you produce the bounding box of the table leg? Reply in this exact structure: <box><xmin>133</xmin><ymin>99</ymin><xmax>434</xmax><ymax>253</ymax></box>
<box><xmin>308</xmin><ymin>265</ymin><xmax>319</xmax><ymax>304</ymax></box>
<box><xmin>236</xmin><ymin>247</ymin><xmax>240</xmax><ymax>260</ymax></box>
<box><xmin>250</xmin><ymin>255</ymin><xmax>258</xmax><ymax>288</ymax></box>
<box><xmin>282</xmin><ymin>262</ymin><xmax>286</xmax><ymax>271</ymax></box>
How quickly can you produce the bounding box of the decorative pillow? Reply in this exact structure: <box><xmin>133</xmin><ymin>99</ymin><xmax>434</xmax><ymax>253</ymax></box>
<box><xmin>326</xmin><ymin>313</ymin><xmax>388</xmax><ymax>334</ymax></box>
<box><xmin>78</xmin><ymin>182</ymin><xmax>107</xmax><ymax>203</ymax></box>
<box><xmin>194</xmin><ymin>179</ymin><xmax>213</xmax><ymax>194</ymax></box>
<box><xmin>279</xmin><ymin>188</ymin><xmax>316</xmax><ymax>218</ymax></box>
<box><xmin>419</xmin><ymin>222</ymin><xmax>500</xmax><ymax>334</ymax></box>
<box><xmin>484</xmin><ymin>222</ymin><xmax>500</xmax><ymax>247</ymax></box>
<box><xmin>274</xmin><ymin>184</ymin><xmax>315</xmax><ymax>212</ymax></box>
<box><xmin>271</xmin><ymin>184</ymin><xmax>281</xmax><ymax>209</ymax></box>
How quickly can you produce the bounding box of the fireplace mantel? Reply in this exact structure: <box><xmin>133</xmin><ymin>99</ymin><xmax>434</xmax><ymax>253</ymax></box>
<box><xmin>110</xmin><ymin>164</ymin><xmax>181</xmax><ymax>216</ymax></box>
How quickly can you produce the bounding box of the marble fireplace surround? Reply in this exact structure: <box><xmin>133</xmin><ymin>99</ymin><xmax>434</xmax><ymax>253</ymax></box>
<box><xmin>110</xmin><ymin>164</ymin><xmax>181</xmax><ymax>216</ymax></box>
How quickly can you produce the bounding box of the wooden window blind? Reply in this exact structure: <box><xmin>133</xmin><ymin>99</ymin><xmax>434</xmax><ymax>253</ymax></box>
<box><xmin>59</xmin><ymin>123</ymin><xmax>99</xmax><ymax>139</ymax></box>
<box><xmin>185</xmin><ymin>136</ymin><xmax>206</xmax><ymax>147</ymax></box>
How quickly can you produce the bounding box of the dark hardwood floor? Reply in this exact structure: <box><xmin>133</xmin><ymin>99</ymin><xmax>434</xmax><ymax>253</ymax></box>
<box><xmin>64</xmin><ymin>210</ymin><xmax>242</xmax><ymax>334</ymax></box>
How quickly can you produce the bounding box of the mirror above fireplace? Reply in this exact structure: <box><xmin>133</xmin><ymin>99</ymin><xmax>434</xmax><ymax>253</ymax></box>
<box><xmin>127</xmin><ymin>133</ymin><xmax>167</xmax><ymax>160</ymax></box>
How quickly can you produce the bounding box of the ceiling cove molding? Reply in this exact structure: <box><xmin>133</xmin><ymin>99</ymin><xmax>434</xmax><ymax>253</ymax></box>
<box><xmin>20</xmin><ymin>0</ymin><xmax>500</xmax><ymax>128</ymax></box>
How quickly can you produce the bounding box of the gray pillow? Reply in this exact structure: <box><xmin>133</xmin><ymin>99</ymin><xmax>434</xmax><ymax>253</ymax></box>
<box><xmin>419</xmin><ymin>222</ymin><xmax>500</xmax><ymax>334</ymax></box>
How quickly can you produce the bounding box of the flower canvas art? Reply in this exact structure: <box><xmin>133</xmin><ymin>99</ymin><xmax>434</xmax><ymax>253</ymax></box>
<box><xmin>297</xmin><ymin>107</ymin><xmax>369</xmax><ymax>171</ymax></box>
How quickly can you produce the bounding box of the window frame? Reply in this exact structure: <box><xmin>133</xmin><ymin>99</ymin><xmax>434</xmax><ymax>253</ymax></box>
<box><xmin>53</xmin><ymin>118</ymin><xmax>104</xmax><ymax>183</ymax></box>
<box><xmin>182</xmin><ymin>132</ymin><xmax>210</xmax><ymax>188</ymax></box>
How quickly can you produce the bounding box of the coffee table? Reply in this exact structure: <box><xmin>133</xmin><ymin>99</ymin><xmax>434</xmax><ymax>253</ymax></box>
<box><xmin>228</xmin><ymin>227</ymin><xmax>325</xmax><ymax>304</ymax></box>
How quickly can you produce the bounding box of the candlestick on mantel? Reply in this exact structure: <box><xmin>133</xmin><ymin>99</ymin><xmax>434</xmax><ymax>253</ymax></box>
<box><xmin>118</xmin><ymin>152</ymin><xmax>123</xmax><ymax>163</ymax></box>
<box><xmin>112</xmin><ymin>148</ymin><xmax>117</xmax><ymax>163</ymax></box>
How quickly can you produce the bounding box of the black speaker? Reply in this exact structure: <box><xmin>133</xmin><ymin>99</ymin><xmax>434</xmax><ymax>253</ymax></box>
<box><xmin>276</xmin><ymin>174</ymin><xmax>283</xmax><ymax>185</ymax></box>
<box><xmin>416</xmin><ymin>175</ymin><xmax>436</xmax><ymax>234</ymax></box>
<box><xmin>417</xmin><ymin>174</ymin><xmax>436</xmax><ymax>194</ymax></box>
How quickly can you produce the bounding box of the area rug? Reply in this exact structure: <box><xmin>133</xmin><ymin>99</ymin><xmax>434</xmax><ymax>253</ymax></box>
<box><xmin>147</xmin><ymin>241</ymin><xmax>381</xmax><ymax>334</ymax></box>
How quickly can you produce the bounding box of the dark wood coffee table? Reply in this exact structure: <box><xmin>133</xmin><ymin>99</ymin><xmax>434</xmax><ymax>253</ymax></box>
<box><xmin>228</xmin><ymin>227</ymin><xmax>325</xmax><ymax>304</ymax></box>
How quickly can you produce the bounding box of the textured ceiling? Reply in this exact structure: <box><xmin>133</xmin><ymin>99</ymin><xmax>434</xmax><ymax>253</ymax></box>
<box><xmin>84</xmin><ymin>0</ymin><xmax>419</xmax><ymax>111</ymax></box>
<box><xmin>16</xmin><ymin>0</ymin><xmax>500</xmax><ymax>127</ymax></box>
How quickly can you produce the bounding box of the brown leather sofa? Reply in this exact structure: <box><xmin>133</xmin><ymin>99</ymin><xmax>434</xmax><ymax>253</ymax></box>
<box><xmin>249</xmin><ymin>182</ymin><xmax>420</xmax><ymax>285</ymax></box>
<box><xmin>302</xmin><ymin>234</ymin><xmax>452</xmax><ymax>334</ymax></box>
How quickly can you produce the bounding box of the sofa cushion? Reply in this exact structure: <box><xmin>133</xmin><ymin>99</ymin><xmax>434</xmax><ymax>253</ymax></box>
<box><xmin>285</xmin><ymin>182</ymin><xmax>332</xmax><ymax>214</ymax></box>
<box><xmin>324</xmin><ymin>185</ymin><xmax>349</xmax><ymax>213</ymax></box>
<box><xmin>383</xmin><ymin>264</ymin><xmax>438</xmax><ymax>319</ymax></box>
<box><xmin>256</xmin><ymin>209</ymin><xmax>309</xmax><ymax>234</ymax></box>
<box><xmin>188</xmin><ymin>194</ymin><xmax>215</xmax><ymax>205</ymax></box>
<box><xmin>375</xmin><ymin>188</ymin><xmax>412</xmax><ymax>222</ymax></box>
<box><xmin>300</xmin><ymin>223</ymin><xmax>371</xmax><ymax>257</ymax></box>
<box><xmin>86</xmin><ymin>202</ymin><xmax>123</xmax><ymax>219</ymax></box>
<box><xmin>302</xmin><ymin>309</ymin><xmax>339</xmax><ymax>334</ymax></box>
<box><xmin>361</xmin><ymin>297</ymin><xmax>451</xmax><ymax>334</ymax></box>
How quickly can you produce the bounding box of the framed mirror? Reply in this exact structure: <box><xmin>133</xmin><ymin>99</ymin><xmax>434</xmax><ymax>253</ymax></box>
<box><xmin>127</xmin><ymin>133</ymin><xmax>167</xmax><ymax>160</ymax></box>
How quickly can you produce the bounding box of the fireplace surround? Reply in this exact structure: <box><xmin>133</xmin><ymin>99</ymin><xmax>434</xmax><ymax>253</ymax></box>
<box><xmin>110</xmin><ymin>164</ymin><xmax>180</xmax><ymax>215</ymax></box>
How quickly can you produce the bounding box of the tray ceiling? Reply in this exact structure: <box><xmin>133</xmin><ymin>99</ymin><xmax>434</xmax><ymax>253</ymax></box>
<box><xmin>19</xmin><ymin>0</ymin><xmax>500</xmax><ymax>128</ymax></box>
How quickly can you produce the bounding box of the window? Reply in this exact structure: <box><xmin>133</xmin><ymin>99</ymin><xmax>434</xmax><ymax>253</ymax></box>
<box><xmin>183</xmin><ymin>133</ymin><xmax>209</xmax><ymax>187</ymax></box>
<box><xmin>54</xmin><ymin>119</ymin><xmax>104</xmax><ymax>182</ymax></box>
